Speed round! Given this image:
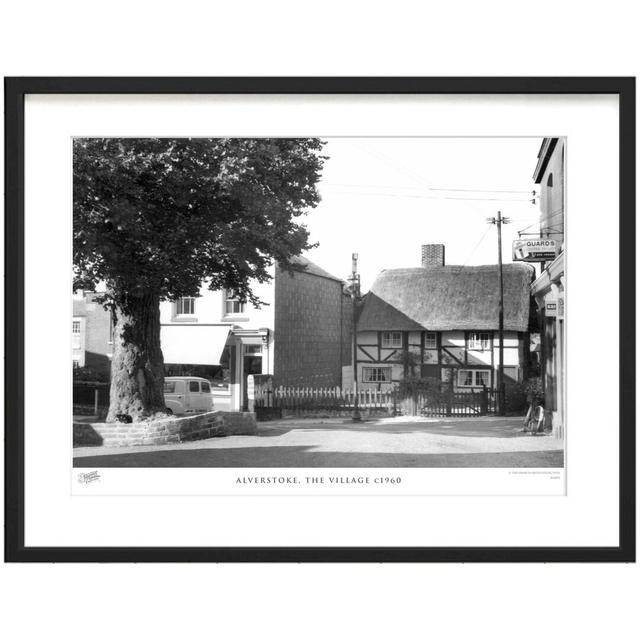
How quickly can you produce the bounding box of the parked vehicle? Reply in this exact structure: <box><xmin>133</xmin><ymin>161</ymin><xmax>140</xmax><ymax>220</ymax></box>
<box><xmin>163</xmin><ymin>376</ymin><xmax>213</xmax><ymax>415</ymax></box>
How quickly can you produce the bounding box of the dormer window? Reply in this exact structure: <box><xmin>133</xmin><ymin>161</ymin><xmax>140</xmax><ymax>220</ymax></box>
<box><xmin>381</xmin><ymin>331</ymin><xmax>403</xmax><ymax>348</ymax></box>
<box><xmin>224</xmin><ymin>290</ymin><xmax>246</xmax><ymax>316</ymax></box>
<box><xmin>468</xmin><ymin>331</ymin><xmax>490</xmax><ymax>350</ymax></box>
<box><xmin>424</xmin><ymin>332</ymin><xmax>437</xmax><ymax>349</ymax></box>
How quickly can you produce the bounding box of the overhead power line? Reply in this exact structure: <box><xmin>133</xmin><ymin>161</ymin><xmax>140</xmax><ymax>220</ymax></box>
<box><xmin>427</xmin><ymin>187</ymin><xmax>533</xmax><ymax>195</ymax></box>
<box><xmin>346</xmin><ymin>141</ymin><xmax>534</xmax><ymax>219</ymax></box>
<box><xmin>326</xmin><ymin>189</ymin><xmax>535</xmax><ymax>203</ymax></box>
<box><xmin>453</xmin><ymin>225</ymin><xmax>494</xmax><ymax>274</ymax></box>
<box><xmin>325</xmin><ymin>182</ymin><xmax>534</xmax><ymax>195</ymax></box>
<box><xmin>516</xmin><ymin>208</ymin><xmax>565</xmax><ymax>235</ymax></box>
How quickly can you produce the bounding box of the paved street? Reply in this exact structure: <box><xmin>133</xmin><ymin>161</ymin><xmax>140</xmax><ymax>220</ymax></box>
<box><xmin>74</xmin><ymin>416</ymin><xmax>564</xmax><ymax>468</ymax></box>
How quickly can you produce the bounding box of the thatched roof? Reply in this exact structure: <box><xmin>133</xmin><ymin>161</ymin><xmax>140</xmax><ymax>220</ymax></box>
<box><xmin>358</xmin><ymin>263</ymin><xmax>535</xmax><ymax>332</ymax></box>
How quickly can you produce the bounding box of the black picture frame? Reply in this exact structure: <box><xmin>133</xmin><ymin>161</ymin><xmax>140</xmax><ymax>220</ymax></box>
<box><xmin>4</xmin><ymin>77</ymin><xmax>635</xmax><ymax>563</ymax></box>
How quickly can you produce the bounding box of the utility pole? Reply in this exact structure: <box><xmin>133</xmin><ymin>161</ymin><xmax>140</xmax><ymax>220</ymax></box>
<box><xmin>487</xmin><ymin>212</ymin><xmax>510</xmax><ymax>415</ymax></box>
<box><xmin>348</xmin><ymin>253</ymin><xmax>362</xmax><ymax>422</ymax></box>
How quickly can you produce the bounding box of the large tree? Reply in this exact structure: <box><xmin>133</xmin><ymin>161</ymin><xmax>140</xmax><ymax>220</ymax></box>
<box><xmin>73</xmin><ymin>138</ymin><xmax>325</xmax><ymax>421</ymax></box>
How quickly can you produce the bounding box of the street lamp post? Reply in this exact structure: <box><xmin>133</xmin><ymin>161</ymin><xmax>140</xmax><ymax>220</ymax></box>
<box><xmin>349</xmin><ymin>253</ymin><xmax>361</xmax><ymax>422</ymax></box>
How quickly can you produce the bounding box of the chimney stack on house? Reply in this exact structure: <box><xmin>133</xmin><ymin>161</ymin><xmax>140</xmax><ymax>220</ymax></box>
<box><xmin>421</xmin><ymin>244</ymin><xmax>445</xmax><ymax>268</ymax></box>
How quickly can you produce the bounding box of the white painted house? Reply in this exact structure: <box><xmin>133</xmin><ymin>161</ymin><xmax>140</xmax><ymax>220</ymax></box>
<box><xmin>160</xmin><ymin>271</ymin><xmax>276</xmax><ymax>413</ymax></box>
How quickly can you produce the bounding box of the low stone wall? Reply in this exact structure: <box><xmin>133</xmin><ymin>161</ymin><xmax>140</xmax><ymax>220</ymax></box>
<box><xmin>73</xmin><ymin>411</ymin><xmax>257</xmax><ymax>447</ymax></box>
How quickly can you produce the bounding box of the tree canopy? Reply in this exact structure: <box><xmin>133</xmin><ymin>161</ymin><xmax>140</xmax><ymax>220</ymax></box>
<box><xmin>73</xmin><ymin>137</ymin><xmax>326</xmax><ymax>306</ymax></box>
<box><xmin>73</xmin><ymin>137</ymin><xmax>326</xmax><ymax>421</ymax></box>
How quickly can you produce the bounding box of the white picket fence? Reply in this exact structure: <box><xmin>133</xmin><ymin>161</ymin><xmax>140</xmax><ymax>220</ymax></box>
<box><xmin>255</xmin><ymin>385</ymin><xmax>396</xmax><ymax>413</ymax></box>
<box><xmin>254</xmin><ymin>384</ymin><xmax>496</xmax><ymax>417</ymax></box>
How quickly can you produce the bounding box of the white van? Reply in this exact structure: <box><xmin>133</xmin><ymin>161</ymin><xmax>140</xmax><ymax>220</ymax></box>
<box><xmin>163</xmin><ymin>376</ymin><xmax>213</xmax><ymax>415</ymax></box>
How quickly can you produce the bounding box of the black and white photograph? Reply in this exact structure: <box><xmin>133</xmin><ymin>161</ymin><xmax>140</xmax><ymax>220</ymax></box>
<box><xmin>71</xmin><ymin>135</ymin><xmax>566</xmax><ymax>474</ymax></box>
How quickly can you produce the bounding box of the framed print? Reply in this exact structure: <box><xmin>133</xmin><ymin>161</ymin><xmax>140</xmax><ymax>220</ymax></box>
<box><xmin>4</xmin><ymin>77</ymin><xmax>635</xmax><ymax>562</ymax></box>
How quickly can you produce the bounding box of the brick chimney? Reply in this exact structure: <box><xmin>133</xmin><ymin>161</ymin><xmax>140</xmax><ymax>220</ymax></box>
<box><xmin>421</xmin><ymin>244</ymin><xmax>445</xmax><ymax>268</ymax></box>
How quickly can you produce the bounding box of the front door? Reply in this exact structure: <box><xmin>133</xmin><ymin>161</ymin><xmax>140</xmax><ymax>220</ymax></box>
<box><xmin>242</xmin><ymin>356</ymin><xmax>263</xmax><ymax>411</ymax></box>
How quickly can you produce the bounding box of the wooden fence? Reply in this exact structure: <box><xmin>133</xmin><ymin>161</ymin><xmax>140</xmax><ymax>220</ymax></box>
<box><xmin>255</xmin><ymin>385</ymin><xmax>396</xmax><ymax>416</ymax></box>
<box><xmin>254</xmin><ymin>385</ymin><xmax>497</xmax><ymax>417</ymax></box>
<box><xmin>415</xmin><ymin>388</ymin><xmax>497</xmax><ymax>417</ymax></box>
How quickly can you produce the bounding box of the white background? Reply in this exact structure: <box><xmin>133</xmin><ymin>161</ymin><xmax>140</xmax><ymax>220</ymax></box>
<box><xmin>1</xmin><ymin>2</ymin><xmax>638</xmax><ymax>640</ymax></box>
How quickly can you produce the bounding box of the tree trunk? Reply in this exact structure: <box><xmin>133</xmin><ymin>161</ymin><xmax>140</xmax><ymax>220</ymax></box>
<box><xmin>106</xmin><ymin>291</ymin><xmax>166</xmax><ymax>422</ymax></box>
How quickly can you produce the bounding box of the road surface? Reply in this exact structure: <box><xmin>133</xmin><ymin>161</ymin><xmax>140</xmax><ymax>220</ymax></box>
<box><xmin>73</xmin><ymin>416</ymin><xmax>564</xmax><ymax>468</ymax></box>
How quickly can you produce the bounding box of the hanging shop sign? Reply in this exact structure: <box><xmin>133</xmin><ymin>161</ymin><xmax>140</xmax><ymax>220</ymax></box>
<box><xmin>545</xmin><ymin>296</ymin><xmax>564</xmax><ymax>318</ymax></box>
<box><xmin>545</xmin><ymin>299</ymin><xmax>558</xmax><ymax>317</ymax></box>
<box><xmin>512</xmin><ymin>238</ymin><xmax>557</xmax><ymax>262</ymax></box>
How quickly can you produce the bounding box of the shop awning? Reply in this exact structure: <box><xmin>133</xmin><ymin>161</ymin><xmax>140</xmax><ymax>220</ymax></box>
<box><xmin>160</xmin><ymin>324</ymin><xmax>231</xmax><ymax>366</ymax></box>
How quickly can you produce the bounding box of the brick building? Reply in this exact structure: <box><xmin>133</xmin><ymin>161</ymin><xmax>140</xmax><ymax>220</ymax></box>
<box><xmin>274</xmin><ymin>256</ymin><xmax>352</xmax><ymax>387</ymax></box>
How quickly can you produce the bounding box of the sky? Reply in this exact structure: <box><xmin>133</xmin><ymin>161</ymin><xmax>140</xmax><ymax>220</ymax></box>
<box><xmin>301</xmin><ymin>137</ymin><xmax>544</xmax><ymax>291</ymax></box>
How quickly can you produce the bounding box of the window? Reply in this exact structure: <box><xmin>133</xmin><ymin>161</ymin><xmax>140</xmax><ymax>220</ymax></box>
<box><xmin>468</xmin><ymin>331</ymin><xmax>490</xmax><ymax>350</ymax></box>
<box><xmin>460</xmin><ymin>370</ymin><xmax>474</xmax><ymax>386</ymax></box>
<box><xmin>424</xmin><ymin>332</ymin><xmax>437</xmax><ymax>349</ymax></box>
<box><xmin>224</xmin><ymin>290</ymin><xmax>246</xmax><ymax>315</ymax></box>
<box><xmin>189</xmin><ymin>380</ymin><xmax>200</xmax><ymax>392</ymax></box>
<box><xmin>362</xmin><ymin>367</ymin><xmax>392</xmax><ymax>383</ymax></box>
<box><xmin>72</xmin><ymin>358</ymin><xmax>80</xmax><ymax>369</ymax></box>
<box><xmin>164</xmin><ymin>380</ymin><xmax>185</xmax><ymax>394</ymax></box>
<box><xmin>176</xmin><ymin>297</ymin><xmax>196</xmax><ymax>315</ymax></box>
<box><xmin>381</xmin><ymin>331</ymin><xmax>402</xmax><ymax>348</ymax></box>
<box><xmin>212</xmin><ymin>366</ymin><xmax>230</xmax><ymax>390</ymax></box>
<box><xmin>201</xmin><ymin>381</ymin><xmax>211</xmax><ymax>393</ymax></box>
<box><xmin>457</xmin><ymin>369</ymin><xmax>490</xmax><ymax>388</ymax></box>
<box><xmin>72</xmin><ymin>320</ymin><xmax>81</xmax><ymax>349</ymax></box>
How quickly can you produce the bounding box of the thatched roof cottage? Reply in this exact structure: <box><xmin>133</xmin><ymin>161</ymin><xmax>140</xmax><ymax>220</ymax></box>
<box><xmin>352</xmin><ymin>244</ymin><xmax>535</xmax><ymax>392</ymax></box>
